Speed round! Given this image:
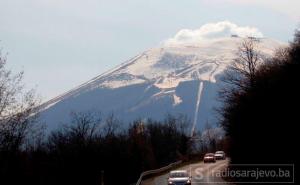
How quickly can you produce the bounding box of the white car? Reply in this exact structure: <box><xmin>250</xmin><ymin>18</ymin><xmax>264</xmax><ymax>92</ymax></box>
<box><xmin>203</xmin><ymin>153</ymin><xmax>216</xmax><ymax>163</ymax></box>
<box><xmin>168</xmin><ymin>170</ymin><xmax>192</xmax><ymax>185</ymax></box>
<box><xmin>214</xmin><ymin>151</ymin><xmax>226</xmax><ymax>160</ymax></box>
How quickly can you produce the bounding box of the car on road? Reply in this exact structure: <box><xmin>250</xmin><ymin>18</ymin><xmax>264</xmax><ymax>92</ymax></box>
<box><xmin>214</xmin><ymin>151</ymin><xmax>226</xmax><ymax>160</ymax></box>
<box><xmin>203</xmin><ymin>153</ymin><xmax>216</xmax><ymax>163</ymax></box>
<box><xmin>168</xmin><ymin>170</ymin><xmax>192</xmax><ymax>185</ymax></box>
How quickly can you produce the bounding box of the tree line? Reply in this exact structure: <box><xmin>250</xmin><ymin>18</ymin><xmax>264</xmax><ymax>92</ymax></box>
<box><xmin>219</xmin><ymin>30</ymin><xmax>299</xmax><ymax>181</ymax></box>
<box><xmin>0</xmin><ymin>109</ymin><xmax>191</xmax><ymax>184</ymax></box>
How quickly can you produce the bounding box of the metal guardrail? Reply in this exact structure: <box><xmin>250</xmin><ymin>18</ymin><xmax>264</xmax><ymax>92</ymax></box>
<box><xmin>135</xmin><ymin>160</ymin><xmax>182</xmax><ymax>185</ymax></box>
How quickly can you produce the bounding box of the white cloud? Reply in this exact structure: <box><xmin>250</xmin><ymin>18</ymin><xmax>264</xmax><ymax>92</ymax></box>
<box><xmin>165</xmin><ymin>21</ymin><xmax>263</xmax><ymax>45</ymax></box>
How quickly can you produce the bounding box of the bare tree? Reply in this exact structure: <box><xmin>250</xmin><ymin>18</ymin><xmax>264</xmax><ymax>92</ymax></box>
<box><xmin>102</xmin><ymin>113</ymin><xmax>120</xmax><ymax>137</ymax></box>
<box><xmin>201</xmin><ymin>122</ymin><xmax>224</xmax><ymax>152</ymax></box>
<box><xmin>222</xmin><ymin>38</ymin><xmax>263</xmax><ymax>90</ymax></box>
<box><xmin>47</xmin><ymin>111</ymin><xmax>102</xmax><ymax>150</ymax></box>
<box><xmin>0</xmin><ymin>50</ymin><xmax>40</xmax><ymax>152</ymax></box>
<box><xmin>69</xmin><ymin>111</ymin><xmax>102</xmax><ymax>141</ymax></box>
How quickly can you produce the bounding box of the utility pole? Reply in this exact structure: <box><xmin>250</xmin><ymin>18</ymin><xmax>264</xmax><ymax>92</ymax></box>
<box><xmin>101</xmin><ymin>170</ymin><xmax>104</xmax><ymax>185</ymax></box>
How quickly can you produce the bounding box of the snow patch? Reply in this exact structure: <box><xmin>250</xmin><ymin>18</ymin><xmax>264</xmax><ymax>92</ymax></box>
<box><xmin>154</xmin><ymin>77</ymin><xmax>186</xmax><ymax>89</ymax></box>
<box><xmin>100</xmin><ymin>79</ymin><xmax>146</xmax><ymax>89</ymax></box>
<box><xmin>173</xmin><ymin>94</ymin><xmax>182</xmax><ymax>106</ymax></box>
<box><xmin>191</xmin><ymin>81</ymin><xmax>204</xmax><ymax>136</ymax></box>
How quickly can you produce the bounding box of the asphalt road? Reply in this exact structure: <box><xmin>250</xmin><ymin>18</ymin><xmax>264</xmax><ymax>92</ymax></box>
<box><xmin>142</xmin><ymin>159</ymin><xmax>229</xmax><ymax>185</ymax></box>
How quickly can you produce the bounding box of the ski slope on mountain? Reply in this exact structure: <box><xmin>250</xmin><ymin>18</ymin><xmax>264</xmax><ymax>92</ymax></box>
<box><xmin>39</xmin><ymin>37</ymin><xmax>284</xmax><ymax>131</ymax></box>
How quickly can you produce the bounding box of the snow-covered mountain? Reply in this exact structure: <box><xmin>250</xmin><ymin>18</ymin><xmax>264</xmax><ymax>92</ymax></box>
<box><xmin>39</xmin><ymin>37</ymin><xmax>283</xmax><ymax>132</ymax></box>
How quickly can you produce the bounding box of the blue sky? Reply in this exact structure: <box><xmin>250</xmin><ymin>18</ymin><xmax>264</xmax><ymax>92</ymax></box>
<box><xmin>0</xmin><ymin>0</ymin><xmax>299</xmax><ymax>101</ymax></box>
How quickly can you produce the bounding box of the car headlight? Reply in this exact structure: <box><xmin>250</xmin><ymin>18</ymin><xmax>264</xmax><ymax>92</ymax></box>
<box><xmin>187</xmin><ymin>179</ymin><xmax>191</xmax><ymax>183</ymax></box>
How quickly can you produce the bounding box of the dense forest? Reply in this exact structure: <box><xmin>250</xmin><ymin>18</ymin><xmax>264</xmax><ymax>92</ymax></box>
<box><xmin>219</xmin><ymin>31</ymin><xmax>299</xmax><ymax>182</ymax></box>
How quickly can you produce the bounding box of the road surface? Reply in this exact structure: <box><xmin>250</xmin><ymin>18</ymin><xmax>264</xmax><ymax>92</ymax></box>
<box><xmin>142</xmin><ymin>159</ymin><xmax>229</xmax><ymax>185</ymax></box>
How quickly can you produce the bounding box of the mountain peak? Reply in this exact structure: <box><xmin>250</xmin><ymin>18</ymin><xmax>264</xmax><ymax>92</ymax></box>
<box><xmin>39</xmin><ymin>37</ymin><xmax>284</xmax><ymax>131</ymax></box>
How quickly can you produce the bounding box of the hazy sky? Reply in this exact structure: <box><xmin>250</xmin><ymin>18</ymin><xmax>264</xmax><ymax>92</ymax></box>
<box><xmin>0</xmin><ymin>0</ymin><xmax>299</xmax><ymax>101</ymax></box>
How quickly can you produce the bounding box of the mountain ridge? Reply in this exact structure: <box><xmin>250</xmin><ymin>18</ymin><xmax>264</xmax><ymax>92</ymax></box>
<box><xmin>39</xmin><ymin>37</ymin><xmax>284</xmax><ymax>131</ymax></box>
